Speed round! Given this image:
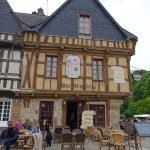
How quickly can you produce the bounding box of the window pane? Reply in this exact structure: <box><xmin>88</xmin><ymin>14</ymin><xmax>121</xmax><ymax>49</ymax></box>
<box><xmin>98</xmin><ymin>65</ymin><xmax>102</xmax><ymax>70</ymax></box>
<box><xmin>93</xmin><ymin>75</ymin><xmax>97</xmax><ymax>80</ymax></box>
<box><xmin>53</xmin><ymin>63</ymin><xmax>57</xmax><ymax>67</ymax></box>
<box><xmin>80</xmin><ymin>17</ymin><xmax>84</xmax><ymax>22</ymax></box>
<box><xmin>46</xmin><ymin>61</ymin><xmax>51</xmax><ymax>66</ymax></box>
<box><xmin>52</xmin><ymin>73</ymin><xmax>56</xmax><ymax>78</ymax></box>
<box><xmin>47</xmin><ymin>57</ymin><xmax>51</xmax><ymax>61</ymax></box>
<box><xmin>98</xmin><ymin>71</ymin><xmax>103</xmax><ymax>80</ymax></box>
<box><xmin>93</xmin><ymin>61</ymin><xmax>97</xmax><ymax>65</ymax></box>
<box><xmin>46</xmin><ymin>72</ymin><xmax>50</xmax><ymax>77</ymax></box>
<box><xmin>85</xmin><ymin>29</ymin><xmax>89</xmax><ymax>34</ymax></box>
<box><xmin>98</xmin><ymin>61</ymin><xmax>102</xmax><ymax>65</ymax></box>
<box><xmin>85</xmin><ymin>23</ymin><xmax>89</xmax><ymax>28</ymax></box>
<box><xmin>80</xmin><ymin>27</ymin><xmax>84</xmax><ymax>33</ymax></box>
<box><xmin>93</xmin><ymin>70</ymin><xmax>97</xmax><ymax>75</ymax></box>
<box><xmin>85</xmin><ymin>18</ymin><xmax>89</xmax><ymax>23</ymax></box>
<box><xmin>52</xmin><ymin>68</ymin><xmax>57</xmax><ymax>73</ymax></box>
<box><xmin>93</xmin><ymin>66</ymin><xmax>97</xmax><ymax>70</ymax></box>
<box><xmin>80</xmin><ymin>22</ymin><xmax>84</xmax><ymax>28</ymax></box>
<box><xmin>53</xmin><ymin>57</ymin><xmax>57</xmax><ymax>62</ymax></box>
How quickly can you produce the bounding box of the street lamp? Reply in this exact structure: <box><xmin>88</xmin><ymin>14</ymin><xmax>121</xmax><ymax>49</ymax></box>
<box><xmin>132</xmin><ymin>71</ymin><xmax>141</xmax><ymax>81</ymax></box>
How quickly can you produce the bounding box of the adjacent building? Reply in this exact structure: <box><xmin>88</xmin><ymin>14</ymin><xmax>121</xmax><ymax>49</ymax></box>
<box><xmin>0</xmin><ymin>0</ymin><xmax>137</xmax><ymax>129</ymax></box>
<box><xmin>0</xmin><ymin>0</ymin><xmax>23</xmax><ymax>127</ymax></box>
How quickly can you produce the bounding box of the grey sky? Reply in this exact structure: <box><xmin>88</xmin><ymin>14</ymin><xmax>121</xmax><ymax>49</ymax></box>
<box><xmin>7</xmin><ymin>0</ymin><xmax>150</xmax><ymax>70</ymax></box>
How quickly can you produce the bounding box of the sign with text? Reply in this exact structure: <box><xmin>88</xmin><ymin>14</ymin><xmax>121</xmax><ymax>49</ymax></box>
<box><xmin>111</xmin><ymin>66</ymin><xmax>125</xmax><ymax>83</ymax></box>
<box><xmin>80</xmin><ymin>110</ymin><xmax>95</xmax><ymax>129</ymax></box>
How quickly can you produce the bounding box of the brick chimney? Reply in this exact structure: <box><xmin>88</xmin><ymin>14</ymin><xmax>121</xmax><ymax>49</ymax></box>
<box><xmin>37</xmin><ymin>8</ymin><xmax>44</xmax><ymax>15</ymax></box>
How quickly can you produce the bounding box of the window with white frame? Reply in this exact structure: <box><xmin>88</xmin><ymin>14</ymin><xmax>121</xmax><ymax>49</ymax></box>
<box><xmin>0</xmin><ymin>98</ymin><xmax>12</xmax><ymax>127</ymax></box>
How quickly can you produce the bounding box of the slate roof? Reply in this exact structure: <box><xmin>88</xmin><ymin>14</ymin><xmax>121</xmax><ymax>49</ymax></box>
<box><xmin>39</xmin><ymin>0</ymin><xmax>137</xmax><ymax>41</ymax></box>
<box><xmin>0</xmin><ymin>0</ymin><xmax>22</xmax><ymax>34</ymax></box>
<box><xmin>16</xmin><ymin>12</ymin><xmax>48</xmax><ymax>31</ymax></box>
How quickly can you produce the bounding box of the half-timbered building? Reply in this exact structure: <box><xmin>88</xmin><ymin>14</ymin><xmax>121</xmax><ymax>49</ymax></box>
<box><xmin>0</xmin><ymin>0</ymin><xmax>138</xmax><ymax>129</ymax></box>
<box><xmin>19</xmin><ymin>0</ymin><xmax>137</xmax><ymax>129</ymax></box>
<box><xmin>0</xmin><ymin>0</ymin><xmax>23</xmax><ymax>127</ymax></box>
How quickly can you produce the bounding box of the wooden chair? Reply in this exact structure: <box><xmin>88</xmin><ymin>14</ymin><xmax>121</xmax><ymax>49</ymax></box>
<box><xmin>72</xmin><ymin>129</ymin><xmax>82</xmax><ymax>134</ymax></box>
<box><xmin>23</xmin><ymin>134</ymin><xmax>34</xmax><ymax>150</ymax></box>
<box><xmin>128</xmin><ymin>136</ymin><xmax>142</xmax><ymax>150</ymax></box>
<box><xmin>61</xmin><ymin>132</ymin><xmax>74</xmax><ymax>150</ymax></box>
<box><xmin>74</xmin><ymin>133</ymin><xmax>85</xmax><ymax>150</ymax></box>
<box><xmin>42</xmin><ymin>130</ymin><xmax>47</xmax><ymax>149</ymax></box>
<box><xmin>16</xmin><ymin>134</ymin><xmax>26</xmax><ymax>149</ymax></box>
<box><xmin>97</xmin><ymin>130</ymin><xmax>111</xmax><ymax>150</ymax></box>
<box><xmin>113</xmin><ymin>129</ymin><xmax>124</xmax><ymax>134</ymax></box>
<box><xmin>111</xmin><ymin>133</ymin><xmax>126</xmax><ymax>150</ymax></box>
<box><xmin>53</xmin><ymin>127</ymin><xmax>62</xmax><ymax>143</ymax></box>
<box><xmin>86</xmin><ymin>126</ymin><xmax>94</xmax><ymax>141</ymax></box>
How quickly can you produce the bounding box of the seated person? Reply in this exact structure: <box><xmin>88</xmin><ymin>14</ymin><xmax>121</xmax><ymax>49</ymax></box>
<box><xmin>0</xmin><ymin>121</ymin><xmax>18</xmax><ymax>150</ymax></box>
<box><xmin>13</xmin><ymin>119</ymin><xmax>22</xmax><ymax>133</ymax></box>
<box><xmin>22</xmin><ymin>118</ymin><xmax>33</xmax><ymax>130</ymax></box>
<box><xmin>31</xmin><ymin>121</ymin><xmax>40</xmax><ymax>133</ymax></box>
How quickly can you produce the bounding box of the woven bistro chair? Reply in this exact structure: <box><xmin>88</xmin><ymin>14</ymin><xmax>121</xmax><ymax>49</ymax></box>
<box><xmin>23</xmin><ymin>134</ymin><xmax>34</xmax><ymax>150</ymax></box>
<box><xmin>98</xmin><ymin>130</ymin><xmax>111</xmax><ymax>150</ymax></box>
<box><xmin>61</xmin><ymin>132</ymin><xmax>74</xmax><ymax>150</ymax></box>
<box><xmin>86</xmin><ymin>126</ymin><xmax>95</xmax><ymax>141</ymax></box>
<box><xmin>111</xmin><ymin>133</ymin><xmax>126</xmax><ymax>150</ymax></box>
<box><xmin>128</xmin><ymin>136</ymin><xmax>142</xmax><ymax>150</ymax></box>
<box><xmin>74</xmin><ymin>133</ymin><xmax>85</xmax><ymax>150</ymax></box>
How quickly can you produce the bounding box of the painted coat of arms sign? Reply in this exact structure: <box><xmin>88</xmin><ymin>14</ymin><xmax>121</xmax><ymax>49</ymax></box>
<box><xmin>66</xmin><ymin>55</ymin><xmax>80</xmax><ymax>78</ymax></box>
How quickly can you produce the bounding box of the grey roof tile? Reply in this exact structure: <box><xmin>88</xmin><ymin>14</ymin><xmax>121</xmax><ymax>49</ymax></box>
<box><xmin>16</xmin><ymin>12</ymin><xmax>48</xmax><ymax>29</ymax></box>
<box><xmin>39</xmin><ymin>0</ymin><xmax>137</xmax><ymax>41</ymax></box>
<box><xmin>0</xmin><ymin>0</ymin><xmax>22</xmax><ymax>34</ymax></box>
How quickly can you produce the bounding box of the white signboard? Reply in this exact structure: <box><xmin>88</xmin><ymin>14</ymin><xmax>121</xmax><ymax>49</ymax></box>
<box><xmin>66</xmin><ymin>55</ymin><xmax>80</xmax><ymax>78</ymax></box>
<box><xmin>111</xmin><ymin>66</ymin><xmax>125</xmax><ymax>83</ymax></box>
<box><xmin>80</xmin><ymin>110</ymin><xmax>95</xmax><ymax>129</ymax></box>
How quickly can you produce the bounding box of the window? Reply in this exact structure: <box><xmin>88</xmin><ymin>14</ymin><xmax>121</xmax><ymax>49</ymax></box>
<box><xmin>92</xmin><ymin>60</ymin><xmax>103</xmax><ymax>80</ymax></box>
<box><xmin>89</xmin><ymin>105</ymin><xmax>105</xmax><ymax>127</ymax></box>
<box><xmin>46</xmin><ymin>56</ymin><xmax>58</xmax><ymax>78</ymax></box>
<box><xmin>39</xmin><ymin>101</ymin><xmax>53</xmax><ymax>127</ymax></box>
<box><xmin>79</xmin><ymin>15</ymin><xmax>91</xmax><ymax>35</ymax></box>
<box><xmin>0</xmin><ymin>98</ymin><xmax>12</xmax><ymax>127</ymax></box>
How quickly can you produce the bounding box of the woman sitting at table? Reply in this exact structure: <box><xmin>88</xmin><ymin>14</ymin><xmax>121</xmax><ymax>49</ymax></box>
<box><xmin>31</xmin><ymin>121</ymin><xmax>40</xmax><ymax>133</ymax></box>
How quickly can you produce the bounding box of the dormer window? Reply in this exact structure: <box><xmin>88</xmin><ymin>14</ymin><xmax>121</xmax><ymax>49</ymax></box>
<box><xmin>79</xmin><ymin>14</ymin><xmax>91</xmax><ymax>37</ymax></box>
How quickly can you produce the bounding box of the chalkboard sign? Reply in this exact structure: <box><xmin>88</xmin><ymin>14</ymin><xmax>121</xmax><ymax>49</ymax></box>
<box><xmin>134</xmin><ymin>123</ymin><xmax>150</xmax><ymax>137</ymax></box>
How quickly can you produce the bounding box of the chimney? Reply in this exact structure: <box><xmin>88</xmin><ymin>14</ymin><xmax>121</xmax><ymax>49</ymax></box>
<box><xmin>37</xmin><ymin>8</ymin><xmax>44</xmax><ymax>15</ymax></box>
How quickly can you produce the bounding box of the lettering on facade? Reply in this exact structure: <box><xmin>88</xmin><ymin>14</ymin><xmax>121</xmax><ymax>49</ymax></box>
<box><xmin>61</xmin><ymin>83</ymin><xmax>96</xmax><ymax>89</ymax></box>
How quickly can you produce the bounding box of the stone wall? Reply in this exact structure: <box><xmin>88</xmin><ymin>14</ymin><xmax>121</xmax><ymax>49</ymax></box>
<box><xmin>109</xmin><ymin>99</ymin><xmax>123</xmax><ymax>128</ymax></box>
<box><xmin>20</xmin><ymin>98</ymin><xmax>63</xmax><ymax>128</ymax></box>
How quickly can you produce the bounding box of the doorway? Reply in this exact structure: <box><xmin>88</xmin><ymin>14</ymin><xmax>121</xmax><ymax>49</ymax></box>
<box><xmin>66</xmin><ymin>101</ymin><xmax>84</xmax><ymax>130</ymax></box>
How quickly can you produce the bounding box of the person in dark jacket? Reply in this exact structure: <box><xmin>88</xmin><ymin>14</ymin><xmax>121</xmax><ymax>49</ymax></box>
<box><xmin>0</xmin><ymin>121</ymin><xmax>18</xmax><ymax>150</ymax></box>
<box><xmin>43</xmin><ymin>119</ymin><xmax>52</xmax><ymax>146</ymax></box>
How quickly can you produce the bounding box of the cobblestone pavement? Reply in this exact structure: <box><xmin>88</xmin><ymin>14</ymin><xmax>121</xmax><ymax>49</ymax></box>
<box><xmin>44</xmin><ymin>138</ymin><xmax>150</xmax><ymax>150</ymax></box>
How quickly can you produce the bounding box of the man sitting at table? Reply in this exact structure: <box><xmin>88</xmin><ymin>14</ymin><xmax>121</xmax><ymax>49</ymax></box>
<box><xmin>0</xmin><ymin>121</ymin><xmax>18</xmax><ymax>150</ymax></box>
